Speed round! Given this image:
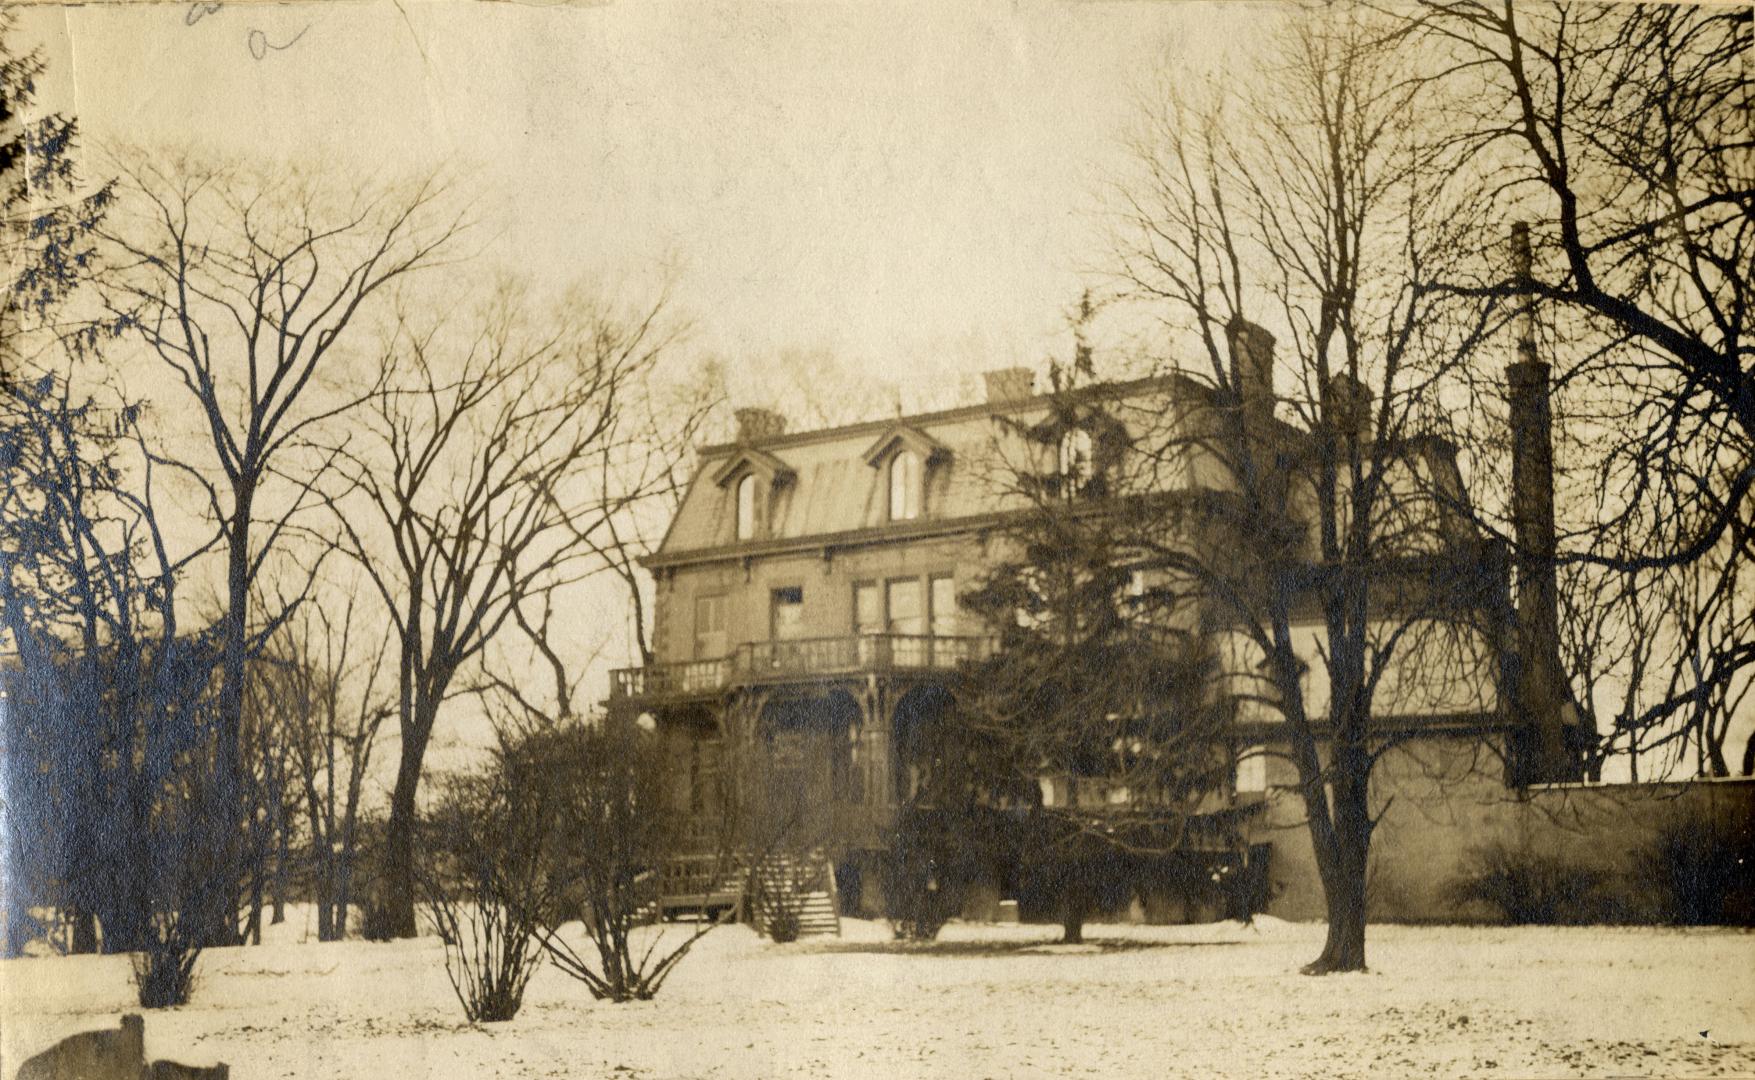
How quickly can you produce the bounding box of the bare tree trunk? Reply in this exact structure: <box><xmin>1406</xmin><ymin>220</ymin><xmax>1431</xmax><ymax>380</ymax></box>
<box><xmin>1311</xmin><ymin>849</ymin><xmax>1367</xmax><ymax>973</ymax></box>
<box><xmin>68</xmin><ymin>905</ymin><xmax>97</xmax><ymax>955</ymax></box>
<box><xmin>200</xmin><ymin>513</ymin><xmax>254</xmax><ymax>950</ymax></box>
<box><xmin>246</xmin><ymin>849</ymin><xmax>264</xmax><ymax>946</ymax></box>
<box><xmin>336</xmin><ymin>846</ymin><xmax>354</xmax><ymax>941</ymax></box>
<box><xmin>383</xmin><ymin>707</ymin><xmax>436</xmax><ymax>939</ymax></box>
<box><xmin>316</xmin><ymin>856</ymin><xmax>335</xmax><ymax>942</ymax></box>
<box><xmin>1060</xmin><ymin>900</ymin><xmax>1086</xmax><ymax>945</ymax></box>
<box><xmin>271</xmin><ymin>783</ymin><xmax>289</xmax><ymax>925</ymax></box>
<box><xmin>3</xmin><ymin>892</ymin><xmax>30</xmax><ymax>959</ymax></box>
<box><xmin>1304</xmin><ymin>751</ymin><xmax>1370</xmax><ymax>974</ymax></box>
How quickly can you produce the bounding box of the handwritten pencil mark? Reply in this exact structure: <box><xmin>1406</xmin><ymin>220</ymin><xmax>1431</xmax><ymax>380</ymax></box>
<box><xmin>247</xmin><ymin>24</ymin><xmax>311</xmax><ymax>61</ymax></box>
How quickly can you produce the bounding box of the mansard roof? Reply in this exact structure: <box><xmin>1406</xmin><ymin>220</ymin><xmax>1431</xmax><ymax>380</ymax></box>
<box><xmin>646</xmin><ymin>370</ymin><xmax>1479</xmax><ymax>569</ymax></box>
<box><xmin>650</xmin><ymin>375</ymin><xmax>1189</xmax><ymax>567</ymax></box>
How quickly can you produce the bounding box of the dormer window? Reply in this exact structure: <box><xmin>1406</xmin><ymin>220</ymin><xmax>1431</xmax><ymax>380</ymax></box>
<box><xmin>864</xmin><ymin>423</ymin><xmax>948</xmax><ymax>525</ymax></box>
<box><xmin>889</xmin><ymin>449</ymin><xmax>921</xmax><ymax>521</ymax></box>
<box><xmin>736</xmin><ymin>473</ymin><xmax>758</xmax><ymax>540</ymax></box>
<box><xmin>711</xmin><ymin>446</ymin><xmax>794</xmax><ymax>544</ymax></box>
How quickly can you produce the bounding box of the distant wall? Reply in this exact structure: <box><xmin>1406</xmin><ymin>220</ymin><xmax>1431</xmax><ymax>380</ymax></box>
<box><xmin>1256</xmin><ymin>736</ymin><xmax>1755</xmax><ymax>923</ymax></box>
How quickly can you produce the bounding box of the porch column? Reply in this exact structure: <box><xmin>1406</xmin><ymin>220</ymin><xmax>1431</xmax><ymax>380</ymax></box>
<box><xmin>859</xmin><ymin>675</ymin><xmax>894</xmax><ymax>818</ymax></box>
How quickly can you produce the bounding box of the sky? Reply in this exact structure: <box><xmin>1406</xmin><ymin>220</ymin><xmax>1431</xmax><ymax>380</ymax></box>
<box><xmin>8</xmin><ymin>0</ymin><xmax>1271</xmax><ymax>769</ymax></box>
<box><xmin>23</xmin><ymin>0</ymin><xmax>1265</xmax><ymax>404</ymax></box>
<box><xmin>12</xmin><ymin>0</ymin><xmax>1747</xmax><ymax>779</ymax></box>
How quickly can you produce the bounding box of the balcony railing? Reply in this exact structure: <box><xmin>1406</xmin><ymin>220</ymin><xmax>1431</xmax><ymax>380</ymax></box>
<box><xmin>610</xmin><ymin>633</ymin><xmax>996</xmax><ymax>700</ymax></box>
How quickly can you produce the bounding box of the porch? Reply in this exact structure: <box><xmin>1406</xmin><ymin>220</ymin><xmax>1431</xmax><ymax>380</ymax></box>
<box><xmin>609</xmin><ymin>633</ymin><xmax>995</xmax><ymax>705</ymax></box>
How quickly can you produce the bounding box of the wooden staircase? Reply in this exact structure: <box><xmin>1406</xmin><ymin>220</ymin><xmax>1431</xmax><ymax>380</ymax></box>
<box><xmin>645</xmin><ymin>850</ymin><xmax>841</xmax><ymax>938</ymax></box>
<box><xmin>744</xmin><ymin>850</ymin><xmax>841</xmax><ymax>939</ymax></box>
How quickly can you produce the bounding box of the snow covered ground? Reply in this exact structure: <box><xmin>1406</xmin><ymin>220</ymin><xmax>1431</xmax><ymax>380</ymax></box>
<box><xmin>4</xmin><ymin>913</ymin><xmax>1752</xmax><ymax>1079</ymax></box>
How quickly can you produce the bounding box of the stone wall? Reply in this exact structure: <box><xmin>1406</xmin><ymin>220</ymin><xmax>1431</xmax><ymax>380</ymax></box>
<box><xmin>1257</xmin><ymin>735</ymin><xmax>1755</xmax><ymax>923</ymax></box>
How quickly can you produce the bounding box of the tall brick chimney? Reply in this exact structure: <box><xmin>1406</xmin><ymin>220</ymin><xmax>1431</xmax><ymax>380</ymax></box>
<box><xmin>1226</xmin><ymin>317</ymin><xmax>1277</xmax><ymax>424</ymax></box>
<box><xmin>983</xmin><ymin>367</ymin><xmax>1035</xmax><ymax>404</ymax></box>
<box><xmin>734</xmin><ymin>407</ymin><xmax>787</xmax><ymax>443</ymax></box>
<box><xmin>1506</xmin><ymin>222</ymin><xmax>1576</xmax><ymax>783</ymax></box>
<box><xmin>1323</xmin><ymin>372</ymin><xmax>1372</xmax><ymax>445</ymax></box>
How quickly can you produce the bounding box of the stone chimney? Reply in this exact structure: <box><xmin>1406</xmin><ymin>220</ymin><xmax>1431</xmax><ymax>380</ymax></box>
<box><xmin>1226</xmin><ymin>318</ymin><xmax>1277</xmax><ymax>423</ymax></box>
<box><xmin>983</xmin><ymin>367</ymin><xmax>1035</xmax><ymax>404</ymax></box>
<box><xmin>1323</xmin><ymin>372</ymin><xmax>1372</xmax><ymax>445</ymax></box>
<box><xmin>1506</xmin><ymin>221</ymin><xmax>1576</xmax><ymax>783</ymax></box>
<box><xmin>734</xmin><ymin>406</ymin><xmax>787</xmax><ymax>443</ymax></box>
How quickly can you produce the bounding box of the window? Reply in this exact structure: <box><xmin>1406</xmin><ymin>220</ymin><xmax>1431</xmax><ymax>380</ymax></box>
<box><xmin>853</xmin><ymin>581</ymin><xmax>883</xmax><ymax>636</ymax></box>
<box><xmin>886</xmin><ymin>578</ymin><xmax>924</xmax><ymax>635</ymax></box>
<box><xmin>735</xmin><ymin>473</ymin><xmax>758</xmax><ymax>540</ymax></box>
<box><xmin>770</xmin><ymin>586</ymin><xmax>804</xmax><ymax>640</ymax></box>
<box><xmin>1058</xmin><ymin>427</ymin><xmax>1093</xmax><ymax>495</ymax></box>
<box><xmin>1236</xmin><ymin>744</ymin><xmax>1268</xmax><ymax>794</ymax></box>
<box><xmin>929</xmin><ymin>574</ymin><xmax>957</xmax><ymax>638</ymax></box>
<box><xmin>694</xmin><ymin>595</ymin><xmax>727</xmax><ymax>659</ymax></box>
<box><xmin>888</xmin><ymin>449</ymin><xmax>921</xmax><ymax>521</ymax></box>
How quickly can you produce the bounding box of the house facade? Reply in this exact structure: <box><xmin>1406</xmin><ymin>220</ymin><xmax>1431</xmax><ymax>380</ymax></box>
<box><xmin>608</xmin><ymin>325</ymin><xmax>1589</xmax><ymax>922</ymax></box>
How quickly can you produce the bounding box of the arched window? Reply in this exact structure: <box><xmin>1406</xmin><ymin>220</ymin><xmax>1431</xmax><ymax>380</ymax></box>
<box><xmin>1058</xmin><ymin>428</ymin><xmax>1094</xmax><ymax>495</ymax></box>
<box><xmin>889</xmin><ymin>449</ymin><xmax>921</xmax><ymax>521</ymax></box>
<box><xmin>735</xmin><ymin>473</ymin><xmax>758</xmax><ymax>540</ymax></box>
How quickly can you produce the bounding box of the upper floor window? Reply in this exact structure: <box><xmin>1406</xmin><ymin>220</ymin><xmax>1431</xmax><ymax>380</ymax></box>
<box><xmin>889</xmin><ymin>449</ymin><xmax>921</xmax><ymax>521</ymax></box>
<box><xmin>771</xmin><ymin>586</ymin><xmax>805</xmax><ymax>640</ymax></box>
<box><xmin>694</xmin><ymin>594</ymin><xmax>727</xmax><ymax>660</ymax></box>
<box><xmin>1058</xmin><ymin>428</ymin><xmax>1094</xmax><ymax>496</ymax></box>
<box><xmin>854</xmin><ymin>581</ymin><xmax>883</xmax><ymax>636</ymax></box>
<box><xmin>930</xmin><ymin>574</ymin><xmax>957</xmax><ymax>638</ymax></box>
<box><xmin>886</xmin><ymin>577</ymin><xmax>925</xmax><ymax>635</ymax></box>
<box><xmin>735</xmin><ymin>473</ymin><xmax>758</xmax><ymax>540</ymax></box>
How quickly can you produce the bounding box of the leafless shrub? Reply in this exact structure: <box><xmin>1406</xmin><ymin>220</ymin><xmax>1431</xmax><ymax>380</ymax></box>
<box><xmin>131</xmin><ymin>913</ymin><xmax>202</xmax><ymax>1009</ymax></box>
<box><xmin>1447</xmin><ymin>840</ymin><xmax>1618</xmax><ymax>926</ymax></box>
<box><xmin>417</xmin><ymin>768</ymin><xmax>548</xmax><ymax>1023</ymax></box>
<box><xmin>516</xmin><ymin>720</ymin><xmax>729</xmax><ymax>1001</ymax></box>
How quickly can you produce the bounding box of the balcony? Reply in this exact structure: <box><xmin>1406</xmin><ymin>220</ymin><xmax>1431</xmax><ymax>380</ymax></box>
<box><xmin>609</xmin><ymin>633</ymin><xmax>996</xmax><ymax>702</ymax></box>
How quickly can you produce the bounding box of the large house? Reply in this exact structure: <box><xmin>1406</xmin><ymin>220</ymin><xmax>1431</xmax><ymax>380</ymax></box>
<box><xmin>607</xmin><ymin>321</ymin><xmax>1590</xmax><ymax>924</ymax></box>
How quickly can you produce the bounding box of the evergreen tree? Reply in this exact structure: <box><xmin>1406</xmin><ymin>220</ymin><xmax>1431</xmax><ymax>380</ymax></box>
<box><xmin>922</xmin><ymin>319</ymin><xmax>1237</xmax><ymax>943</ymax></box>
<box><xmin>0</xmin><ymin>12</ymin><xmax>113</xmax><ymax>376</ymax></box>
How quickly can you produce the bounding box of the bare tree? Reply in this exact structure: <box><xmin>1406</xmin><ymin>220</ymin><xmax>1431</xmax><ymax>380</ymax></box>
<box><xmin>1411</xmin><ymin>1</ymin><xmax>1751</xmax><ymax>551</ymax></box>
<box><xmin>1553</xmin><ymin>558</ymin><xmax>1663</xmax><ymax>782</ymax></box>
<box><xmin>419</xmin><ymin>756</ymin><xmax>551</xmax><ymax>1023</ymax></box>
<box><xmin>1408</xmin><ymin>1</ymin><xmax>1753</xmax><ymax>771</ymax></box>
<box><xmin>329</xmin><ymin>282</ymin><xmax>681</xmax><ymax>938</ymax></box>
<box><xmin>96</xmin><ymin>155</ymin><xmax>464</xmax><ymax>942</ymax></box>
<box><xmin>559</xmin><ymin>341</ymin><xmax>722</xmax><ymax>671</ymax></box>
<box><xmin>1106</xmin><ymin>9</ymin><xmax>1503</xmax><ymax>972</ymax></box>
<box><xmin>245</xmin><ymin>589</ymin><xmax>391</xmax><ymax>941</ymax></box>
<box><xmin>307</xmin><ymin>594</ymin><xmax>393</xmax><ymax>940</ymax></box>
<box><xmin>523</xmin><ymin>719</ymin><xmax>731</xmax><ymax>999</ymax></box>
<box><xmin>240</xmin><ymin>644</ymin><xmax>299</xmax><ymax>941</ymax></box>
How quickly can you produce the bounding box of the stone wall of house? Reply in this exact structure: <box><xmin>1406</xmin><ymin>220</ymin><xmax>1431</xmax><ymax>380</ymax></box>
<box><xmin>1257</xmin><ymin>736</ymin><xmax>1755</xmax><ymax>923</ymax></box>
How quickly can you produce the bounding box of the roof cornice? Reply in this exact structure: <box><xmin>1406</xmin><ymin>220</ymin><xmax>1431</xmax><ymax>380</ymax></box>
<box><xmin>698</xmin><ymin>373</ymin><xmax>1184</xmax><ymax>459</ymax></box>
<box><xmin>641</xmin><ymin>509</ymin><xmax>1021</xmax><ymax>571</ymax></box>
